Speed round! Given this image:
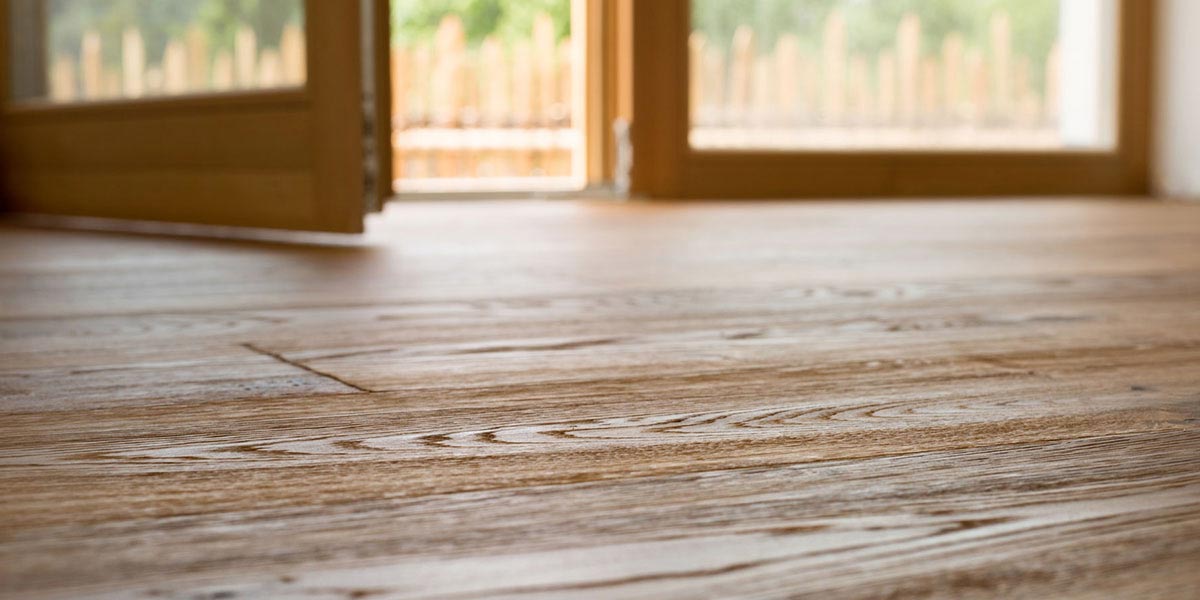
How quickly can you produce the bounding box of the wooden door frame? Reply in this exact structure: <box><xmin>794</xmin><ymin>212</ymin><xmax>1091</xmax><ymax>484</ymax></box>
<box><xmin>626</xmin><ymin>0</ymin><xmax>1155</xmax><ymax>199</ymax></box>
<box><xmin>377</xmin><ymin>0</ymin><xmax>615</xmax><ymax>198</ymax></box>
<box><xmin>371</xmin><ymin>0</ymin><xmax>393</xmax><ymax>207</ymax></box>
<box><xmin>0</xmin><ymin>0</ymin><xmax>366</xmax><ymax>233</ymax></box>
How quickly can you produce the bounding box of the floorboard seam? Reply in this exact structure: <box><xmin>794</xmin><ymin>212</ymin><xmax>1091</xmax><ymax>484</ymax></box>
<box><xmin>241</xmin><ymin>342</ymin><xmax>375</xmax><ymax>393</ymax></box>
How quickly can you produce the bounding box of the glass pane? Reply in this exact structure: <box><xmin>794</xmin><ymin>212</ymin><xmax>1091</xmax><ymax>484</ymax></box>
<box><xmin>689</xmin><ymin>0</ymin><xmax>1117</xmax><ymax>150</ymax></box>
<box><xmin>8</xmin><ymin>0</ymin><xmax>305</xmax><ymax>103</ymax></box>
<box><xmin>390</xmin><ymin>0</ymin><xmax>581</xmax><ymax>192</ymax></box>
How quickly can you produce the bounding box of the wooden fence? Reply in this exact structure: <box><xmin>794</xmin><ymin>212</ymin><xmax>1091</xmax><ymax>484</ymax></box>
<box><xmin>42</xmin><ymin>13</ymin><xmax>571</xmax><ymax>185</ymax></box>
<box><xmin>42</xmin><ymin>10</ymin><xmax>1061</xmax><ymax>183</ymax></box>
<box><xmin>47</xmin><ymin>23</ymin><xmax>305</xmax><ymax>101</ymax></box>
<box><xmin>691</xmin><ymin>10</ymin><xmax>1061</xmax><ymax>141</ymax></box>
<box><xmin>391</xmin><ymin>13</ymin><xmax>575</xmax><ymax>183</ymax></box>
<box><xmin>393</xmin><ymin>9</ymin><xmax>1065</xmax><ymax>181</ymax></box>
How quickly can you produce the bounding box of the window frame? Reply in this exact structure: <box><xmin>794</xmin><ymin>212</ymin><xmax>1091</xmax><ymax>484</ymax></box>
<box><xmin>625</xmin><ymin>0</ymin><xmax>1155</xmax><ymax>199</ymax></box>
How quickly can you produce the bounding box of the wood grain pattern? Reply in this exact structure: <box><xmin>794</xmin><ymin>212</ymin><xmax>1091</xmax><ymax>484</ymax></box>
<box><xmin>2</xmin><ymin>198</ymin><xmax>1199</xmax><ymax>599</ymax></box>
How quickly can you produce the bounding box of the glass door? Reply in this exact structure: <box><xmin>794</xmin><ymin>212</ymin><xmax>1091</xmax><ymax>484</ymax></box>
<box><xmin>1</xmin><ymin>0</ymin><xmax>370</xmax><ymax>233</ymax></box>
<box><xmin>689</xmin><ymin>0</ymin><xmax>1118</xmax><ymax>151</ymax></box>
<box><xmin>381</xmin><ymin>0</ymin><xmax>614</xmax><ymax>197</ymax></box>
<box><xmin>625</xmin><ymin>0</ymin><xmax>1152</xmax><ymax>199</ymax></box>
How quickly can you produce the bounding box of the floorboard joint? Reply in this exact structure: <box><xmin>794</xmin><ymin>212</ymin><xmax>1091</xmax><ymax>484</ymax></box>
<box><xmin>241</xmin><ymin>342</ymin><xmax>375</xmax><ymax>393</ymax></box>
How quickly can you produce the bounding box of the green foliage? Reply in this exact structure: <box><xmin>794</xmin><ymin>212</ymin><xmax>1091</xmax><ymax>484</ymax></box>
<box><xmin>390</xmin><ymin>0</ymin><xmax>570</xmax><ymax>47</ymax></box>
<box><xmin>196</xmin><ymin>0</ymin><xmax>302</xmax><ymax>54</ymax></box>
<box><xmin>691</xmin><ymin>0</ymin><xmax>1060</xmax><ymax>91</ymax></box>
<box><xmin>692</xmin><ymin>0</ymin><xmax>1059</xmax><ymax>60</ymax></box>
<box><xmin>48</xmin><ymin>0</ymin><xmax>301</xmax><ymax>64</ymax></box>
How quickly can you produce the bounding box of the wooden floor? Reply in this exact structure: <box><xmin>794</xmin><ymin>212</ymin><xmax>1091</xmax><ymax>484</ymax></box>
<box><xmin>2</xmin><ymin>199</ymin><xmax>1199</xmax><ymax>599</ymax></box>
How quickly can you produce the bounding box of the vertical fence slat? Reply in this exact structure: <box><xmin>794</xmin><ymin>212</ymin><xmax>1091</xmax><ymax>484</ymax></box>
<box><xmin>730</xmin><ymin>25</ymin><xmax>755</xmax><ymax>117</ymax></box>
<box><xmin>798</xmin><ymin>54</ymin><xmax>819</xmax><ymax>122</ymax></box>
<box><xmin>897</xmin><ymin>13</ymin><xmax>920</xmax><ymax>125</ymax></box>
<box><xmin>185</xmin><ymin>27</ymin><xmax>209</xmax><ymax>91</ymax></box>
<box><xmin>689</xmin><ymin>32</ymin><xmax>706</xmax><ymax>124</ymax></box>
<box><xmin>821</xmin><ymin>12</ymin><xmax>846</xmax><ymax>124</ymax></box>
<box><xmin>234</xmin><ymin>26</ymin><xmax>257</xmax><ymax>88</ymax></box>
<box><xmin>989</xmin><ymin>11</ymin><xmax>1012</xmax><ymax>121</ymax></box>
<box><xmin>479</xmin><ymin>37</ymin><xmax>509</xmax><ymax>126</ymax></box>
<box><xmin>847</xmin><ymin>55</ymin><xmax>870</xmax><ymax>122</ymax></box>
<box><xmin>533</xmin><ymin>13</ymin><xmax>557</xmax><ymax>127</ymax></box>
<box><xmin>919</xmin><ymin>57</ymin><xmax>940</xmax><ymax>123</ymax></box>
<box><xmin>876</xmin><ymin>50</ymin><xmax>896</xmax><ymax>124</ymax></box>
<box><xmin>163</xmin><ymin>40</ymin><xmax>188</xmax><ymax>94</ymax></box>
<box><xmin>212</xmin><ymin>51</ymin><xmax>233</xmax><ymax>91</ymax></box>
<box><xmin>121</xmin><ymin>27</ymin><xmax>144</xmax><ymax>98</ymax></box>
<box><xmin>258</xmin><ymin>49</ymin><xmax>281</xmax><ymax>88</ymax></box>
<box><xmin>751</xmin><ymin>56</ymin><xmax>772</xmax><ymax>124</ymax></box>
<box><xmin>280</xmin><ymin>24</ymin><xmax>305</xmax><ymax>85</ymax></box>
<box><xmin>411</xmin><ymin>43</ymin><xmax>432</xmax><ymax>125</ymax></box>
<box><xmin>50</xmin><ymin>56</ymin><xmax>78</xmax><ymax>101</ymax></box>
<box><xmin>704</xmin><ymin>43</ymin><xmax>727</xmax><ymax>123</ymax></box>
<box><xmin>774</xmin><ymin>34</ymin><xmax>799</xmax><ymax>123</ymax></box>
<box><xmin>965</xmin><ymin>48</ymin><xmax>988</xmax><ymax>125</ymax></box>
<box><xmin>1044</xmin><ymin>43</ymin><xmax>1061</xmax><ymax>124</ymax></box>
<box><xmin>556</xmin><ymin>38</ymin><xmax>572</xmax><ymax>126</ymax></box>
<box><xmin>80</xmin><ymin>30</ymin><xmax>103</xmax><ymax>99</ymax></box>
<box><xmin>941</xmin><ymin>33</ymin><xmax>964</xmax><ymax>122</ymax></box>
<box><xmin>432</xmin><ymin>15</ymin><xmax>465</xmax><ymax>126</ymax></box>
<box><xmin>391</xmin><ymin>46</ymin><xmax>409</xmax><ymax>128</ymax></box>
<box><xmin>511</xmin><ymin>40</ymin><xmax>534</xmax><ymax>127</ymax></box>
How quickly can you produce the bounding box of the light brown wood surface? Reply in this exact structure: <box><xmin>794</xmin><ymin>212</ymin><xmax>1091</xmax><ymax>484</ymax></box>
<box><xmin>1</xmin><ymin>198</ymin><xmax>1199</xmax><ymax>599</ymax></box>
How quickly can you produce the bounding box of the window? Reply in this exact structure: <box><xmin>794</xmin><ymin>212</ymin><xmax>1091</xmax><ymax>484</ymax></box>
<box><xmin>0</xmin><ymin>0</ymin><xmax>1157</xmax><ymax>234</ymax></box>
<box><xmin>626</xmin><ymin>0</ymin><xmax>1151</xmax><ymax>199</ymax></box>
<box><xmin>689</xmin><ymin>0</ymin><xmax>1118</xmax><ymax>151</ymax></box>
<box><xmin>10</xmin><ymin>0</ymin><xmax>305</xmax><ymax>103</ymax></box>
<box><xmin>2</xmin><ymin>1</ymin><xmax>367</xmax><ymax>232</ymax></box>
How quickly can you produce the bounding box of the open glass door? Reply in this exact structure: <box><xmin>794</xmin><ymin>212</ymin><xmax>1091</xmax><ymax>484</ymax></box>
<box><xmin>1</xmin><ymin>0</ymin><xmax>371</xmax><ymax>233</ymax></box>
<box><xmin>381</xmin><ymin>0</ymin><xmax>613</xmax><ymax>197</ymax></box>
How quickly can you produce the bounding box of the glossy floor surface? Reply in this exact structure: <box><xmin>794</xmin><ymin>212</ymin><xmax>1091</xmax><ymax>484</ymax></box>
<box><xmin>2</xmin><ymin>199</ymin><xmax>1199</xmax><ymax>599</ymax></box>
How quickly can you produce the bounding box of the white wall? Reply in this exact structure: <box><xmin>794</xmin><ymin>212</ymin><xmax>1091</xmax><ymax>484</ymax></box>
<box><xmin>1156</xmin><ymin>0</ymin><xmax>1200</xmax><ymax>200</ymax></box>
<box><xmin>1060</xmin><ymin>0</ymin><xmax>1117</xmax><ymax>148</ymax></box>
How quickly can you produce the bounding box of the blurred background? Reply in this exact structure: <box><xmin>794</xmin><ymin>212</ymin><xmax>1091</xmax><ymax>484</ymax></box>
<box><xmin>20</xmin><ymin>0</ymin><xmax>1116</xmax><ymax>195</ymax></box>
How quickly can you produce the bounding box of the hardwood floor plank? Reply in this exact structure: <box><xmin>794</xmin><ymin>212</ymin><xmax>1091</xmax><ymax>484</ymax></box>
<box><xmin>3</xmin><ymin>432</ymin><xmax>1197</xmax><ymax>598</ymax></box>
<box><xmin>2</xmin><ymin>199</ymin><xmax>1199</xmax><ymax>598</ymax></box>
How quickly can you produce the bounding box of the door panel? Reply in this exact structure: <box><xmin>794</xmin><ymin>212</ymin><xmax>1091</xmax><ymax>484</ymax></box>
<box><xmin>0</xmin><ymin>0</ymin><xmax>367</xmax><ymax>233</ymax></box>
<box><xmin>688</xmin><ymin>0</ymin><xmax>1119</xmax><ymax>152</ymax></box>
<box><xmin>627</xmin><ymin>0</ymin><xmax>1152</xmax><ymax>199</ymax></box>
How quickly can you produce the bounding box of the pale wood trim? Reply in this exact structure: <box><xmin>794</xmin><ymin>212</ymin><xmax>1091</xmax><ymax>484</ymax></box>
<box><xmin>629</xmin><ymin>0</ymin><xmax>1154</xmax><ymax>199</ymax></box>
<box><xmin>627</xmin><ymin>0</ymin><xmax>686</xmax><ymax>198</ymax></box>
<box><xmin>1116</xmin><ymin>0</ymin><xmax>1155</xmax><ymax>193</ymax></box>
<box><xmin>372</xmin><ymin>0</ymin><xmax>394</xmax><ymax>203</ymax></box>
<box><xmin>306</xmin><ymin>0</ymin><xmax>366</xmax><ymax>232</ymax></box>
<box><xmin>602</xmin><ymin>0</ymin><xmax>623</xmax><ymax>181</ymax></box>
<box><xmin>610</xmin><ymin>0</ymin><xmax>634</xmax><ymax>187</ymax></box>
<box><xmin>564</xmin><ymin>0</ymin><xmax>611</xmax><ymax>185</ymax></box>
